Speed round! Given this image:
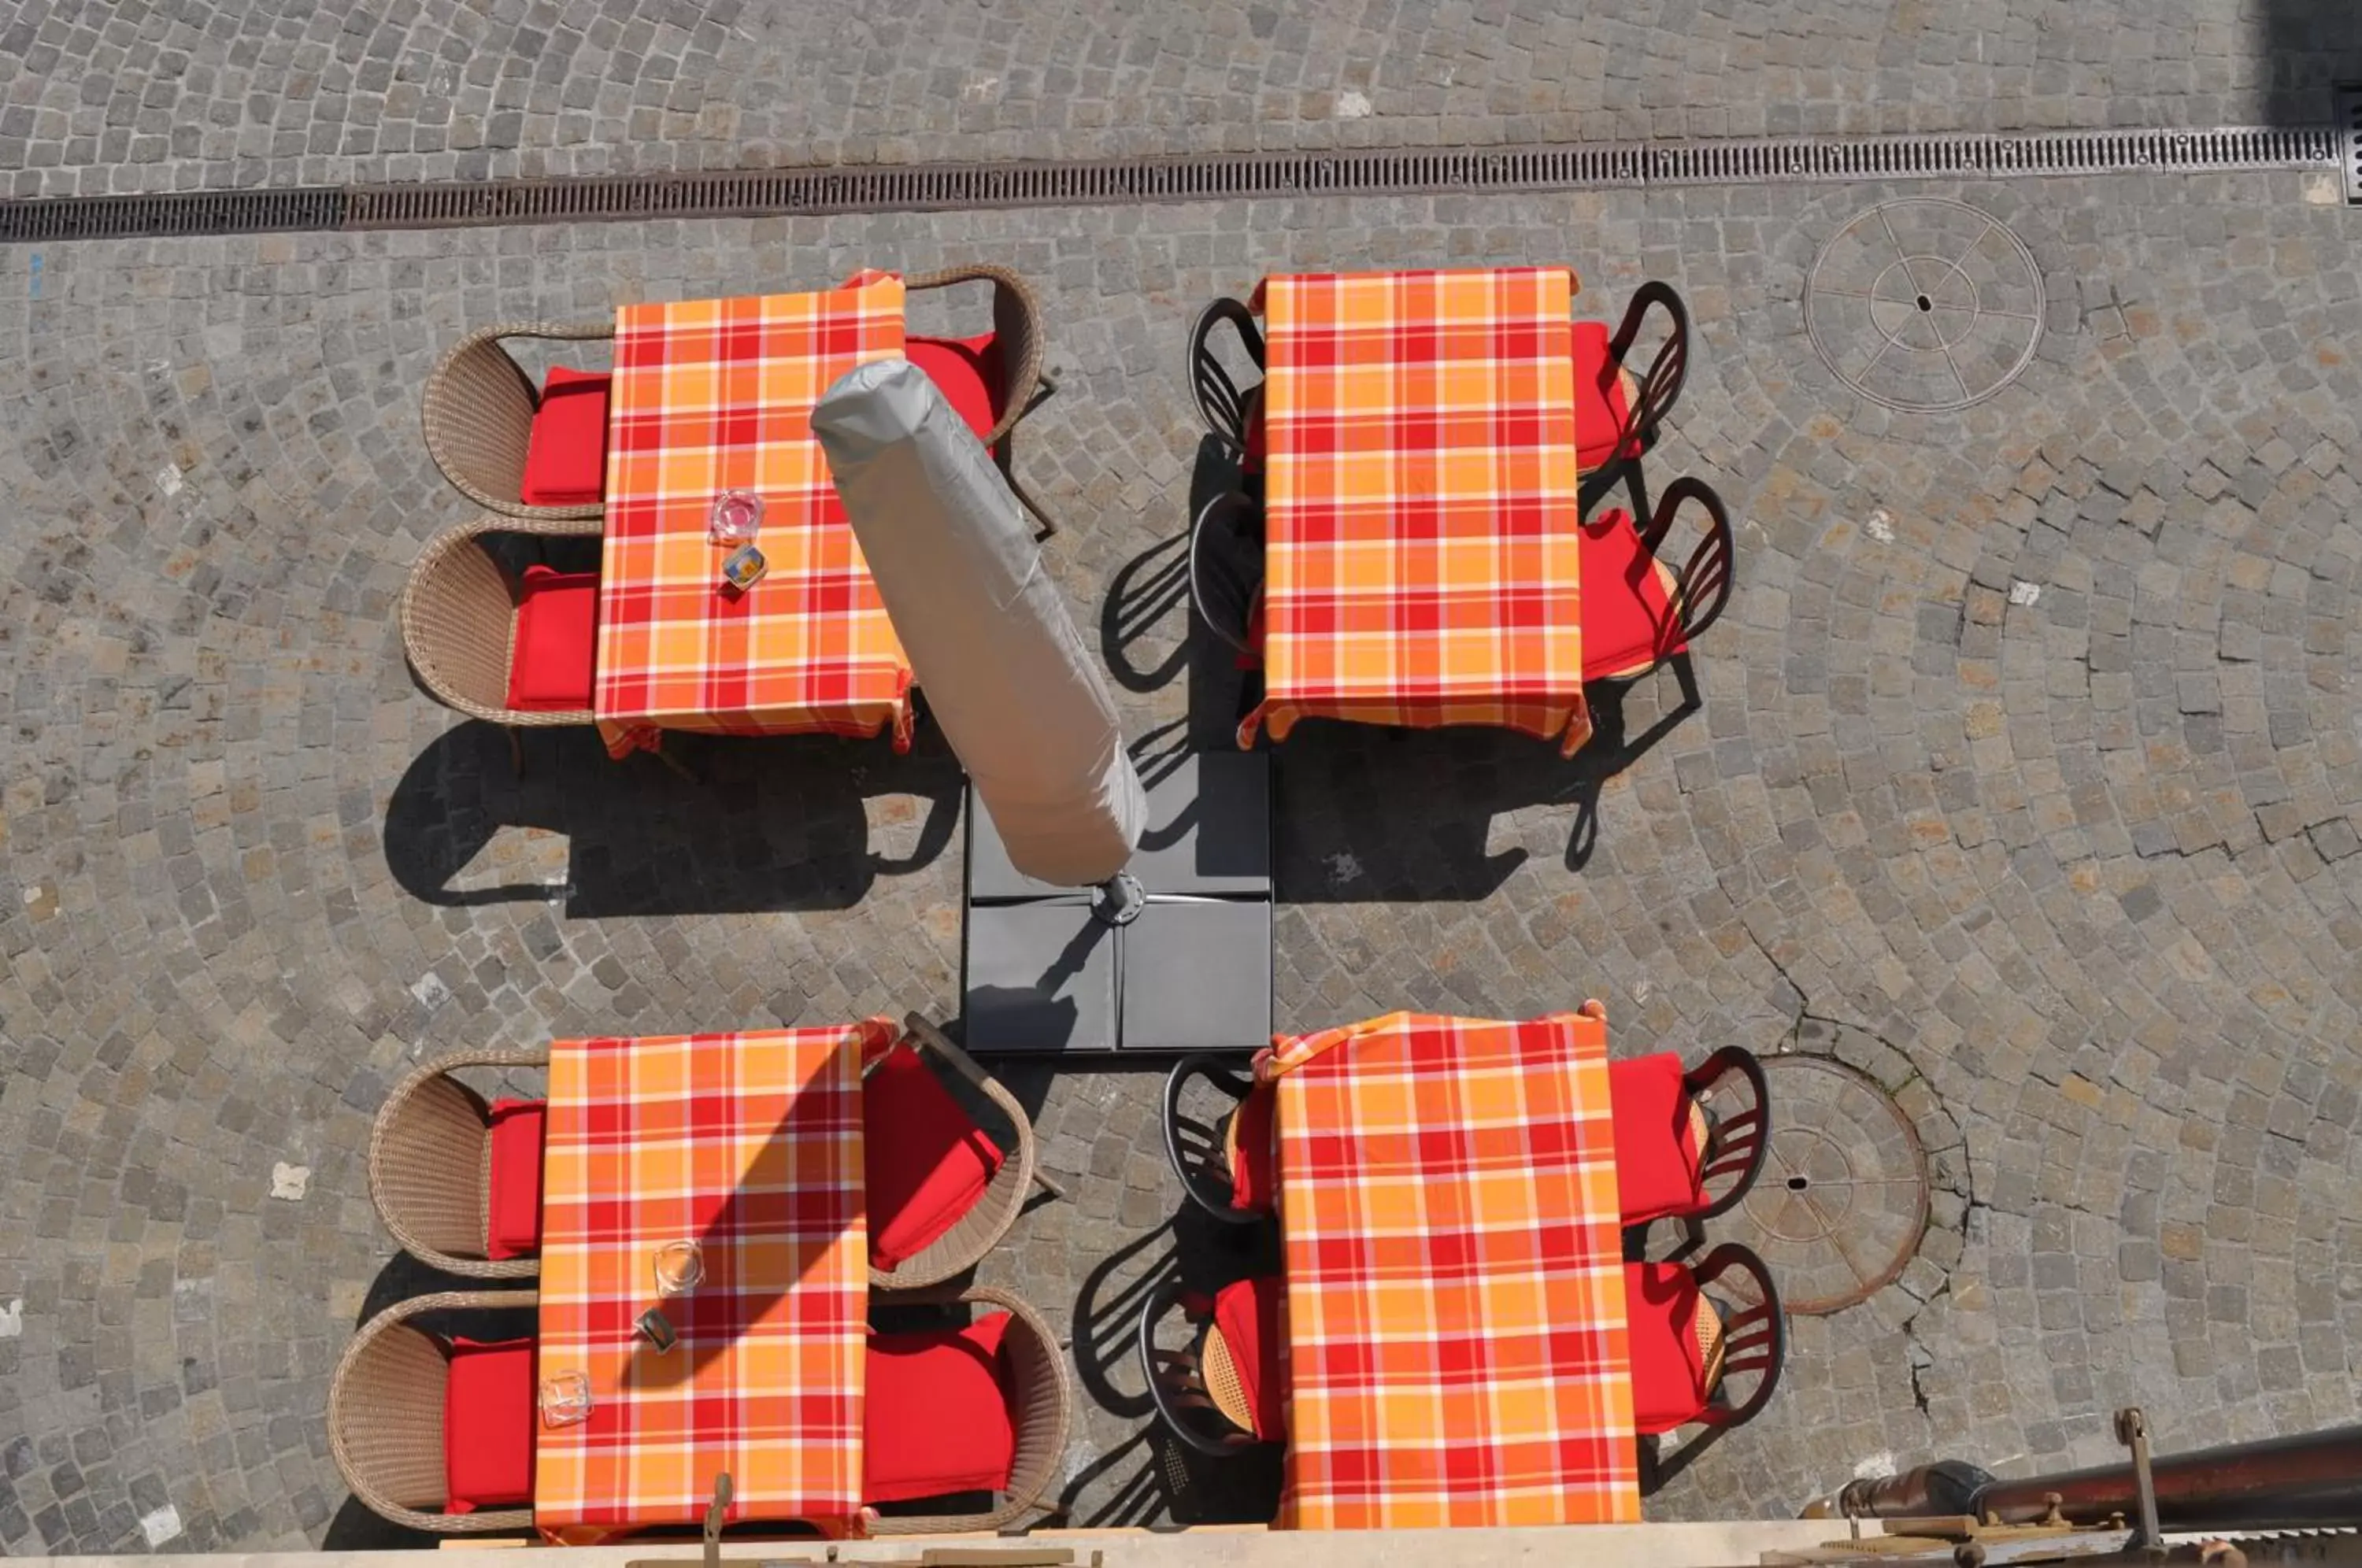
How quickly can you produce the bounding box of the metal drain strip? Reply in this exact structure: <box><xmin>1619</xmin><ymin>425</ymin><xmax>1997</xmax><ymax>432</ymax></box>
<box><xmin>0</xmin><ymin>124</ymin><xmax>2342</xmax><ymax>244</ymax></box>
<box><xmin>2340</xmin><ymin>86</ymin><xmax>2362</xmax><ymax>204</ymax></box>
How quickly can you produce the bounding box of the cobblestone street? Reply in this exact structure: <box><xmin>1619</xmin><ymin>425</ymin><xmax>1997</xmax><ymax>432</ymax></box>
<box><xmin>3</xmin><ymin>2</ymin><xmax>2362</xmax><ymax>1557</ymax></box>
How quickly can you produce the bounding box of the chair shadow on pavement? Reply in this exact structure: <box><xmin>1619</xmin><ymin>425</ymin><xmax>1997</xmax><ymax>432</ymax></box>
<box><xmin>383</xmin><ymin>719</ymin><xmax>961</xmax><ymax>917</ymax></box>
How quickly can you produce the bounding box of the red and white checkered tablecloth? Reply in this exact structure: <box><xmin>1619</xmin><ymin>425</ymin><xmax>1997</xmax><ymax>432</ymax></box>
<box><xmin>1238</xmin><ymin>268</ymin><xmax>1594</xmax><ymax>756</ymax></box>
<box><xmin>533</xmin><ymin>1021</ymin><xmax>890</xmax><ymax>1544</ymax></box>
<box><xmin>595</xmin><ymin>279</ymin><xmax>913</xmax><ymax>759</ymax></box>
<box><xmin>1261</xmin><ymin>1005</ymin><xmax>1638</xmax><ymax>1529</ymax></box>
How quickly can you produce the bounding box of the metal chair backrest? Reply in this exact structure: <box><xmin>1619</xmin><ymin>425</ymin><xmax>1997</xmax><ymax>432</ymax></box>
<box><xmin>1689</xmin><ymin>1244</ymin><xmax>1785</xmax><ymax>1430</ymax></box>
<box><xmin>1138</xmin><ymin>1278</ymin><xmax>1264</xmax><ymax>1456</ymax></box>
<box><xmin>1188</xmin><ymin>490</ymin><xmax>1265</xmax><ymax>660</ymax></box>
<box><xmin>1160</xmin><ymin>1054</ymin><xmax>1269</xmax><ymax>1225</ymax></box>
<box><xmin>1605</xmin><ymin>281</ymin><xmax>1690</xmax><ymax>464</ymax></box>
<box><xmin>1683</xmin><ymin>1045</ymin><xmax>1770</xmax><ymax>1220</ymax></box>
<box><xmin>1639</xmin><ymin>475</ymin><xmax>1736</xmax><ymax>652</ymax></box>
<box><xmin>1189</xmin><ymin>297</ymin><xmax>1267</xmax><ymax>453</ymax></box>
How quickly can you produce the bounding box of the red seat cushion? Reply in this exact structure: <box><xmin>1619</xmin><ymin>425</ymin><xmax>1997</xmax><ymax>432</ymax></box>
<box><xmin>1239</xmin><ymin>383</ymin><xmax>1267</xmax><ymax>473</ymax></box>
<box><xmin>863</xmin><ymin>1311</ymin><xmax>1017</xmax><ymax>1503</ymax></box>
<box><xmin>483</xmin><ymin>1098</ymin><xmax>547</xmax><ymax>1260</ymax></box>
<box><xmin>443</xmin><ymin>1337</ymin><xmax>537</xmax><ymax>1513</ymax></box>
<box><xmin>1576</xmin><ymin>508</ymin><xmax>1686</xmax><ymax>682</ymax></box>
<box><xmin>864</xmin><ymin>1045</ymin><xmax>1006</xmax><ymax>1272</ymax></box>
<box><xmin>505</xmin><ymin>563</ymin><xmax>599</xmax><ymax>713</ymax></box>
<box><xmin>1210</xmin><ymin>1274</ymin><xmax>1286</xmax><ymax>1440</ymax></box>
<box><xmin>1625</xmin><ymin>1263</ymin><xmax>1718</xmax><ymax>1435</ymax></box>
<box><xmin>1572</xmin><ymin>320</ymin><xmax>1635</xmax><ymax>469</ymax></box>
<box><xmin>519</xmin><ymin>366</ymin><xmax>610</xmax><ymax>506</ymax></box>
<box><xmin>1609</xmin><ymin>1055</ymin><xmax>1707</xmax><ymax>1226</ymax></box>
<box><xmin>905</xmin><ymin>334</ymin><xmax>1007</xmax><ymax>446</ymax></box>
<box><xmin>1224</xmin><ymin>1081</ymin><xmax>1277</xmax><ymax>1214</ymax></box>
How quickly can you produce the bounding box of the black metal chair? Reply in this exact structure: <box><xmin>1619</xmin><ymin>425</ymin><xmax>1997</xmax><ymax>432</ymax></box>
<box><xmin>1187</xmin><ymin>490</ymin><xmax>1264</xmax><ymax>664</ymax></box>
<box><xmin>1187</xmin><ymin>297</ymin><xmax>1265</xmax><ymax>457</ymax></box>
<box><xmin>1138</xmin><ymin>1277</ymin><xmax>1281</xmax><ymax>1457</ymax></box>
<box><xmin>1638</xmin><ymin>1244</ymin><xmax>1785</xmax><ymax>1493</ymax></box>
<box><xmin>1579</xmin><ymin>475</ymin><xmax>1734</xmax><ymax>713</ymax></box>
<box><xmin>1577</xmin><ymin>281</ymin><xmax>1690</xmax><ymax>472</ymax></box>
<box><xmin>1681</xmin><ymin>1047</ymin><xmax>1771</xmax><ymax>1222</ymax></box>
<box><xmin>1161</xmin><ymin>1054</ymin><xmax>1272</xmax><ymax>1226</ymax></box>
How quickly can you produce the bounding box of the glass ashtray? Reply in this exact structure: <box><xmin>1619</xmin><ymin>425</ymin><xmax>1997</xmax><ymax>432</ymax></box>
<box><xmin>539</xmin><ymin>1371</ymin><xmax>594</xmax><ymax>1429</ymax></box>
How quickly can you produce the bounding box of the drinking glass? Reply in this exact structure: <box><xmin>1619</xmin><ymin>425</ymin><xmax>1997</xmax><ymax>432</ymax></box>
<box><xmin>653</xmin><ymin>1239</ymin><xmax>705</xmax><ymax>1296</ymax></box>
<box><xmin>708</xmin><ymin>490</ymin><xmax>763</xmax><ymax>546</ymax></box>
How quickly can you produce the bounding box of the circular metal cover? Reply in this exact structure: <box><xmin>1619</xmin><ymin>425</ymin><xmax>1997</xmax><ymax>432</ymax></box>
<box><xmin>1805</xmin><ymin>197</ymin><xmax>2045</xmax><ymax>413</ymax></box>
<box><xmin>1722</xmin><ymin>1053</ymin><xmax>1931</xmax><ymax>1315</ymax></box>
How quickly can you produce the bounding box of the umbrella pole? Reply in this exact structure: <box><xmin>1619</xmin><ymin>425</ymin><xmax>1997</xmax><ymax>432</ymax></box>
<box><xmin>1090</xmin><ymin>871</ymin><xmax>1146</xmax><ymax>926</ymax></box>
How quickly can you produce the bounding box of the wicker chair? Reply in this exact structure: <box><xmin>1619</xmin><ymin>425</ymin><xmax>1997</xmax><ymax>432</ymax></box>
<box><xmin>399</xmin><ymin>513</ymin><xmax>604</xmax><ymax>773</ymax></box>
<box><xmin>423</xmin><ymin>321</ymin><xmax>614</xmax><ymax>521</ymax></box>
<box><xmin>872</xmin><ymin>1014</ymin><xmax>1063</xmax><ymax>1290</ymax></box>
<box><xmin>906</xmin><ymin>264</ymin><xmax>1057</xmax><ymax>536</ymax></box>
<box><xmin>865</xmin><ymin>1285</ymin><xmax>1073</xmax><ymax>1535</ymax></box>
<box><xmin>368</xmin><ymin>1048</ymin><xmax>550</xmax><ymax>1279</ymax></box>
<box><xmin>329</xmin><ymin>1289</ymin><xmax>539</xmax><ymax>1534</ymax></box>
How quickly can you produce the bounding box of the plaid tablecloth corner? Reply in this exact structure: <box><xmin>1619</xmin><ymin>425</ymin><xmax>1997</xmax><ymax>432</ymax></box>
<box><xmin>534</xmin><ymin>1019</ymin><xmax>894</xmax><ymax>1543</ymax></box>
<box><xmin>1238</xmin><ymin>268</ymin><xmax>1595</xmax><ymax>757</ymax></box>
<box><xmin>595</xmin><ymin>279</ymin><xmax>915</xmax><ymax>759</ymax></box>
<box><xmin>1269</xmin><ymin>1005</ymin><xmax>1638</xmax><ymax>1529</ymax></box>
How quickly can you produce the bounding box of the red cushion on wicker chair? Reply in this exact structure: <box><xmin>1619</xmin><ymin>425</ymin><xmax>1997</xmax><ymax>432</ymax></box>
<box><xmin>1625</xmin><ymin>1262</ymin><xmax>1722</xmax><ymax>1435</ymax></box>
<box><xmin>443</xmin><ymin>1337</ymin><xmax>536</xmax><ymax>1512</ymax></box>
<box><xmin>864</xmin><ymin>1045</ymin><xmax>1006</xmax><ymax>1271</ymax></box>
<box><xmin>1576</xmin><ymin>508</ymin><xmax>1686</xmax><ymax>682</ymax></box>
<box><xmin>519</xmin><ymin>366</ymin><xmax>610</xmax><ymax>505</ymax></box>
<box><xmin>505</xmin><ymin>563</ymin><xmax>599</xmax><ymax>713</ymax></box>
<box><xmin>863</xmin><ymin>1311</ymin><xmax>1016</xmax><ymax>1503</ymax></box>
<box><xmin>1572</xmin><ymin>320</ymin><xmax>1635</xmax><ymax>469</ymax></box>
<box><xmin>484</xmin><ymin>1098</ymin><xmax>547</xmax><ymax>1260</ymax></box>
<box><xmin>1210</xmin><ymin>1275</ymin><xmax>1286</xmax><ymax>1440</ymax></box>
<box><xmin>905</xmin><ymin>335</ymin><xmax>1007</xmax><ymax>445</ymax></box>
<box><xmin>1225</xmin><ymin>1081</ymin><xmax>1278</xmax><ymax>1214</ymax></box>
<box><xmin>1609</xmin><ymin>1055</ymin><xmax>1707</xmax><ymax>1226</ymax></box>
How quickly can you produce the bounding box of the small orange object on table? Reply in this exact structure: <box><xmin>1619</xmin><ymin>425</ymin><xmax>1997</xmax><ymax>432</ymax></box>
<box><xmin>1261</xmin><ymin>1004</ymin><xmax>1638</xmax><ymax>1529</ymax></box>
<box><xmin>533</xmin><ymin>1020</ymin><xmax>892</xmax><ymax>1544</ymax></box>
<box><xmin>1238</xmin><ymin>267</ymin><xmax>1596</xmax><ymax>756</ymax></box>
<box><xmin>595</xmin><ymin>277</ymin><xmax>914</xmax><ymax>759</ymax></box>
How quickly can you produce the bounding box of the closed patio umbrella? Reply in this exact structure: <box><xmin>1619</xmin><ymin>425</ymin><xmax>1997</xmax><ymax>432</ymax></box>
<box><xmin>813</xmin><ymin>357</ymin><xmax>1146</xmax><ymax>890</ymax></box>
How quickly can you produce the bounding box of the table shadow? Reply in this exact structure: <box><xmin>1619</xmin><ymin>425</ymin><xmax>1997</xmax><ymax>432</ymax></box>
<box><xmin>1268</xmin><ymin>670</ymin><xmax>1689</xmax><ymax>903</ymax></box>
<box><xmin>383</xmin><ymin>719</ymin><xmax>961</xmax><ymax>917</ymax></box>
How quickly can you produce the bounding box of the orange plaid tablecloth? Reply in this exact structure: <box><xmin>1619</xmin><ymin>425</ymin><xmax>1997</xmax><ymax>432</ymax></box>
<box><xmin>1261</xmin><ymin>1005</ymin><xmax>1638</xmax><ymax>1529</ymax></box>
<box><xmin>534</xmin><ymin>1020</ymin><xmax>891</xmax><ymax>1544</ymax></box>
<box><xmin>1238</xmin><ymin>268</ymin><xmax>1594</xmax><ymax>756</ymax></box>
<box><xmin>596</xmin><ymin>279</ymin><xmax>913</xmax><ymax>759</ymax></box>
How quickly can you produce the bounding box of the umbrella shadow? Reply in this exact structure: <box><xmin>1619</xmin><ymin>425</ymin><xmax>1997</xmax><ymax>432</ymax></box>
<box><xmin>628</xmin><ymin>1030</ymin><xmax>868</xmax><ymax>1390</ymax></box>
<box><xmin>383</xmin><ymin>720</ymin><xmax>961</xmax><ymax>916</ymax></box>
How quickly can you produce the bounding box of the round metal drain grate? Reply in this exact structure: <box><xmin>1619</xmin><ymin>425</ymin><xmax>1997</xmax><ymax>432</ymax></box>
<box><xmin>1724</xmin><ymin>1054</ymin><xmax>1930</xmax><ymax>1314</ymax></box>
<box><xmin>1805</xmin><ymin>197</ymin><xmax>2045</xmax><ymax>413</ymax></box>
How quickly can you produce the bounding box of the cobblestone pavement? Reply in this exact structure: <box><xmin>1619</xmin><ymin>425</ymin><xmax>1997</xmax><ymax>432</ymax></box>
<box><xmin>3</xmin><ymin>167</ymin><xmax>2362</xmax><ymax>1552</ymax></box>
<box><xmin>2</xmin><ymin>0</ymin><xmax>2360</xmax><ymax>198</ymax></box>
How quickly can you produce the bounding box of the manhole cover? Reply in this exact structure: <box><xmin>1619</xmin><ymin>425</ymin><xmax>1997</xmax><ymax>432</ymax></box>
<box><xmin>1805</xmin><ymin>197</ymin><xmax>2045</xmax><ymax>413</ymax></box>
<box><xmin>1724</xmin><ymin>1054</ymin><xmax>1930</xmax><ymax>1314</ymax></box>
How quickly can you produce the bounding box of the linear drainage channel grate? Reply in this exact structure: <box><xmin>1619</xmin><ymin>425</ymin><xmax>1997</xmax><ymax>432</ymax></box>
<box><xmin>2342</xmin><ymin>86</ymin><xmax>2362</xmax><ymax>204</ymax></box>
<box><xmin>0</xmin><ymin>124</ymin><xmax>2342</xmax><ymax>244</ymax></box>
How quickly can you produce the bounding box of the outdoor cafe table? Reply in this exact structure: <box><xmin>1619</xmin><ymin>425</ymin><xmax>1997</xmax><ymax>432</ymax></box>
<box><xmin>1237</xmin><ymin>267</ymin><xmax>1597</xmax><ymax>757</ymax></box>
<box><xmin>1259</xmin><ymin>1004</ymin><xmax>1640</xmax><ymax>1529</ymax></box>
<box><xmin>594</xmin><ymin>276</ymin><xmax>915</xmax><ymax>760</ymax></box>
<box><xmin>533</xmin><ymin>1019</ymin><xmax>891</xmax><ymax>1544</ymax></box>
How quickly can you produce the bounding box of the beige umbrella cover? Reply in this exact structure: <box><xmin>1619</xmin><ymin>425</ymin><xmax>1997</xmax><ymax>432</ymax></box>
<box><xmin>813</xmin><ymin>357</ymin><xmax>1146</xmax><ymax>887</ymax></box>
